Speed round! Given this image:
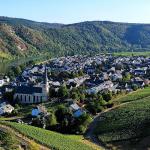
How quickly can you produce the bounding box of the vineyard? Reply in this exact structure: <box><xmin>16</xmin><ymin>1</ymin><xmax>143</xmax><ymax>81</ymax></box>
<box><xmin>95</xmin><ymin>91</ymin><xmax>150</xmax><ymax>143</ymax></box>
<box><xmin>113</xmin><ymin>87</ymin><xmax>150</xmax><ymax>104</ymax></box>
<box><xmin>1</xmin><ymin>121</ymin><xmax>100</xmax><ymax>150</ymax></box>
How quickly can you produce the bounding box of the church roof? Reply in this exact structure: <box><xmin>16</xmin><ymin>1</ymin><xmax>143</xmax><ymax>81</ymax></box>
<box><xmin>15</xmin><ymin>86</ymin><xmax>42</xmax><ymax>94</ymax></box>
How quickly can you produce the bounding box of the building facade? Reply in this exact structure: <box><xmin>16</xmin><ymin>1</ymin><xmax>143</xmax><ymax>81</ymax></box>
<box><xmin>13</xmin><ymin>67</ymin><xmax>49</xmax><ymax>104</ymax></box>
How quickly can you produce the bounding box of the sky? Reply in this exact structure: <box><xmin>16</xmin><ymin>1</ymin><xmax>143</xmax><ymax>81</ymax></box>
<box><xmin>0</xmin><ymin>0</ymin><xmax>150</xmax><ymax>24</ymax></box>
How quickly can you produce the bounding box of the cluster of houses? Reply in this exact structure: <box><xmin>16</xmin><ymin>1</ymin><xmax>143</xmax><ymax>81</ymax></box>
<box><xmin>0</xmin><ymin>54</ymin><xmax>150</xmax><ymax>116</ymax></box>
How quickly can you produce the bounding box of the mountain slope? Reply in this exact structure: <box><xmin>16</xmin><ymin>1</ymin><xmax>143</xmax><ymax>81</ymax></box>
<box><xmin>1</xmin><ymin>17</ymin><xmax>150</xmax><ymax>58</ymax></box>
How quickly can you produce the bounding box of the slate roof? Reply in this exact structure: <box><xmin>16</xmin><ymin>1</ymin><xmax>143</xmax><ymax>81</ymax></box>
<box><xmin>15</xmin><ymin>86</ymin><xmax>42</xmax><ymax>94</ymax></box>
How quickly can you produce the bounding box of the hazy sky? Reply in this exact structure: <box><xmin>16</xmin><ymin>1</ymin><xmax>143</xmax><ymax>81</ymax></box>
<box><xmin>0</xmin><ymin>0</ymin><xmax>150</xmax><ymax>24</ymax></box>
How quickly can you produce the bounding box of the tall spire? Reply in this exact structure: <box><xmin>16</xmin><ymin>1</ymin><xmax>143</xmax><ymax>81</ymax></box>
<box><xmin>44</xmin><ymin>65</ymin><xmax>48</xmax><ymax>84</ymax></box>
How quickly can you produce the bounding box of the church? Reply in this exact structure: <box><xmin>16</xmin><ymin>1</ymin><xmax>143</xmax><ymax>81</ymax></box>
<box><xmin>13</xmin><ymin>67</ymin><xmax>49</xmax><ymax>104</ymax></box>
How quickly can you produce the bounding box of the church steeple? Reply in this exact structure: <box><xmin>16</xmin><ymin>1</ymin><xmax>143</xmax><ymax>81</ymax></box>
<box><xmin>42</xmin><ymin>65</ymin><xmax>49</xmax><ymax>96</ymax></box>
<box><xmin>44</xmin><ymin>65</ymin><xmax>48</xmax><ymax>85</ymax></box>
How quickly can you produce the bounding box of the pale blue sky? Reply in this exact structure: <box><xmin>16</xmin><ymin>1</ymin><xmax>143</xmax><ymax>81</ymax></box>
<box><xmin>0</xmin><ymin>0</ymin><xmax>150</xmax><ymax>24</ymax></box>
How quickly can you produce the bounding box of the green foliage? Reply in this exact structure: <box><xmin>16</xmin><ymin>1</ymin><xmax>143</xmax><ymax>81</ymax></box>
<box><xmin>102</xmin><ymin>91</ymin><xmax>112</xmax><ymax>102</ymax></box>
<box><xmin>55</xmin><ymin>105</ymin><xmax>70</xmax><ymax>122</ymax></box>
<box><xmin>132</xmin><ymin>84</ymin><xmax>139</xmax><ymax>91</ymax></box>
<box><xmin>0</xmin><ymin>130</ymin><xmax>19</xmax><ymax>150</ymax></box>
<box><xmin>3</xmin><ymin>91</ymin><xmax>14</xmax><ymax>103</ymax></box>
<box><xmin>86</xmin><ymin>100</ymin><xmax>104</xmax><ymax>115</ymax></box>
<box><xmin>1</xmin><ymin>17</ymin><xmax>150</xmax><ymax>60</ymax></box>
<box><xmin>58</xmin><ymin>85</ymin><xmax>69</xmax><ymax>98</ymax></box>
<box><xmin>71</xmin><ymin>92</ymin><xmax>79</xmax><ymax>100</ymax></box>
<box><xmin>122</xmin><ymin>72</ymin><xmax>131</xmax><ymax>82</ymax></box>
<box><xmin>48</xmin><ymin>113</ymin><xmax>58</xmax><ymax>127</ymax></box>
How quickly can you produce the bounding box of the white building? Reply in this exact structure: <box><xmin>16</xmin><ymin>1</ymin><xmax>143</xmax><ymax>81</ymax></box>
<box><xmin>0</xmin><ymin>102</ymin><xmax>14</xmax><ymax>115</ymax></box>
<box><xmin>13</xmin><ymin>67</ymin><xmax>49</xmax><ymax>104</ymax></box>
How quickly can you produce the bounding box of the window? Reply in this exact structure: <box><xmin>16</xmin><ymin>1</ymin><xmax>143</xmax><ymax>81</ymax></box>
<box><xmin>16</xmin><ymin>95</ymin><xmax>18</xmax><ymax>100</ymax></box>
<box><xmin>29</xmin><ymin>95</ymin><xmax>30</xmax><ymax>102</ymax></box>
<box><xmin>37</xmin><ymin>96</ymin><xmax>39</xmax><ymax>103</ymax></box>
<box><xmin>41</xmin><ymin>96</ymin><xmax>42</xmax><ymax>102</ymax></box>
<box><xmin>33</xmin><ymin>96</ymin><xmax>35</xmax><ymax>103</ymax></box>
<box><xmin>25</xmin><ymin>95</ymin><xmax>26</xmax><ymax>102</ymax></box>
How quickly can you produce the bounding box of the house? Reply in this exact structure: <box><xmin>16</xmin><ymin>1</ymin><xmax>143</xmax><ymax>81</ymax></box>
<box><xmin>0</xmin><ymin>102</ymin><xmax>14</xmax><ymax>115</ymax></box>
<box><xmin>69</xmin><ymin>103</ymin><xmax>84</xmax><ymax>118</ymax></box>
<box><xmin>131</xmin><ymin>77</ymin><xmax>145</xmax><ymax>87</ymax></box>
<box><xmin>111</xmin><ymin>73</ymin><xmax>122</xmax><ymax>81</ymax></box>
<box><xmin>0</xmin><ymin>76</ymin><xmax>10</xmax><ymax>87</ymax></box>
<box><xmin>66</xmin><ymin>75</ymin><xmax>89</xmax><ymax>88</ymax></box>
<box><xmin>13</xmin><ymin>67</ymin><xmax>49</xmax><ymax>104</ymax></box>
<box><xmin>70</xmin><ymin>103</ymin><xmax>80</xmax><ymax>111</ymax></box>
<box><xmin>31</xmin><ymin>105</ymin><xmax>47</xmax><ymax>117</ymax></box>
<box><xmin>49</xmin><ymin>81</ymin><xmax>61</xmax><ymax>87</ymax></box>
<box><xmin>0</xmin><ymin>79</ymin><xmax>5</xmax><ymax>87</ymax></box>
<box><xmin>134</xmin><ymin>68</ymin><xmax>147</xmax><ymax>76</ymax></box>
<box><xmin>86</xmin><ymin>81</ymin><xmax>114</xmax><ymax>94</ymax></box>
<box><xmin>73</xmin><ymin>109</ymin><xmax>84</xmax><ymax>118</ymax></box>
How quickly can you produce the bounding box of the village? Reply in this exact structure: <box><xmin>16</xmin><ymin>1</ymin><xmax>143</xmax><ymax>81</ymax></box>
<box><xmin>0</xmin><ymin>54</ymin><xmax>150</xmax><ymax>133</ymax></box>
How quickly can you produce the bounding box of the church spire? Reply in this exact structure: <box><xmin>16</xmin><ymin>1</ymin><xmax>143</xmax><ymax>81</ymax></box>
<box><xmin>44</xmin><ymin>65</ymin><xmax>48</xmax><ymax>84</ymax></box>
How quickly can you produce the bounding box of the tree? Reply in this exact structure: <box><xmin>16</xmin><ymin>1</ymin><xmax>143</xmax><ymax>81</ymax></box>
<box><xmin>102</xmin><ymin>91</ymin><xmax>112</xmax><ymax>102</ymax></box>
<box><xmin>55</xmin><ymin>105</ymin><xmax>70</xmax><ymax>123</ymax></box>
<box><xmin>74</xmin><ymin>113</ymin><xmax>92</xmax><ymax>134</ymax></box>
<box><xmin>71</xmin><ymin>92</ymin><xmax>79</xmax><ymax>100</ymax></box>
<box><xmin>58</xmin><ymin>85</ymin><xmax>69</xmax><ymax>98</ymax></box>
<box><xmin>49</xmin><ymin>88</ymin><xmax>57</xmax><ymax>98</ymax></box>
<box><xmin>79</xmin><ymin>93</ymin><xmax>85</xmax><ymax>102</ymax></box>
<box><xmin>48</xmin><ymin>113</ymin><xmax>57</xmax><ymax>127</ymax></box>
<box><xmin>3</xmin><ymin>91</ymin><xmax>14</xmax><ymax>103</ymax></box>
<box><xmin>13</xmin><ymin>66</ymin><xmax>22</xmax><ymax>76</ymax></box>
<box><xmin>132</xmin><ymin>84</ymin><xmax>138</xmax><ymax>91</ymax></box>
<box><xmin>122</xmin><ymin>72</ymin><xmax>131</xmax><ymax>82</ymax></box>
<box><xmin>78</xmin><ymin>70</ymin><xmax>84</xmax><ymax>76</ymax></box>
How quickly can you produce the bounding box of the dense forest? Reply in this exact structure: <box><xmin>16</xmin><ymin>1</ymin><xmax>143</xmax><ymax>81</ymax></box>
<box><xmin>1</xmin><ymin>16</ymin><xmax>150</xmax><ymax>59</ymax></box>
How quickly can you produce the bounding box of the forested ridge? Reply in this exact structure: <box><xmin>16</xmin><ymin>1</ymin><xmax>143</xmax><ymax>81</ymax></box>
<box><xmin>1</xmin><ymin>16</ymin><xmax>150</xmax><ymax>58</ymax></box>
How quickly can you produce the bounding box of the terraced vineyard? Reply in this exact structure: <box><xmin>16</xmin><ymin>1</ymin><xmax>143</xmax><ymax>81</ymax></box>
<box><xmin>95</xmin><ymin>87</ymin><xmax>150</xmax><ymax>143</ymax></box>
<box><xmin>1</xmin><ymin>121</ymin><xmax>101</xmax><ymax>150</ymax></box>
<box><xmin>113</xmin><ymin>87</ymin><xmax>150</xmax><ymax>104</ymax></box>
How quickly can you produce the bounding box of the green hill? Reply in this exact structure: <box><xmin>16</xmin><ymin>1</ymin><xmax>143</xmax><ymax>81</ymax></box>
<box><xmin>94</xmin><ymin>87</ymin><xmax>150</xmax><ymax>149</ymax></box>
<box><xmin>1</xmin><ymin>17</ymin><xmax>150</xmax><ymax>59</ymax></box>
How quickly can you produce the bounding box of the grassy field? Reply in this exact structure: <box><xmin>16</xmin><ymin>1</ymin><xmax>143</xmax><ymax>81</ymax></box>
<box><xmin>113</xmin><ymin>51</ymin><xmax>150</xmax><ymax>56</ymax></box>
<box><xmin>113</xmin><ymin>87</ymin><xmax>150</xmax><ymax>104</ymax></box>
<box><xmin>0</xmin><ymin>51</ymin><xmax>13</xmax><ymax>60</ymax></box>
<box><xmin>95</xmin><ymin>90</ymin><xmax>150</xmax><ymax>143</ymax></box>
<box><xmin>1</xmin><ymin>121</ymin><xmax>101</xmax><ymax>150</ymax></box>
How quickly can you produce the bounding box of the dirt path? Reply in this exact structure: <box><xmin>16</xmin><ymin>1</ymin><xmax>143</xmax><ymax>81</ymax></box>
<box><xmin>0</xmin><ymin>124</ymin><xmax>50</xmax><ymax>150</ymax></box>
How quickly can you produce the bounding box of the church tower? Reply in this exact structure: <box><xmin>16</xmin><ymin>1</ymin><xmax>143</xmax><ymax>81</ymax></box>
<box><xmin>42</xmin><ymin>65</ymin><xmax>49</xmax><ymax>99</ymax></box>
